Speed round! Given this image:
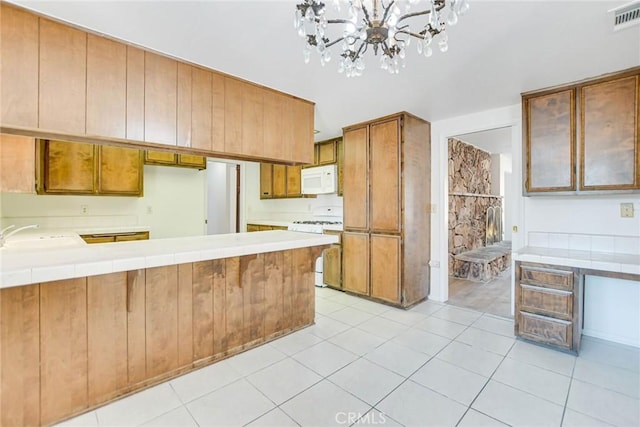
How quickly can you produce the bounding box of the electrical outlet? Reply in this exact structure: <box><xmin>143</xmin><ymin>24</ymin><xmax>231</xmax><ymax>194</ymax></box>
<box><xmin>620</xmin><ymin>203</ymin><xmax>634</xmax><ymax>218</ymax></box>
<box><xmin>81</xmin><ymin>205</ymin><xmax>88</xmax><ymax>215</ymax></box>
<box><xmin>429</xmin><ymin>260</ymin><xmax>440</xmax><ymax>268</ymax></box>
<box><xmin>146</xmin><ymin>205</ymin><xmax>153</xmax><ymax>214</ymax></box>
<box><xmin>512</xmin><ymin>225</ymin><xmax>518</xmax><ymax>233</ymax></box>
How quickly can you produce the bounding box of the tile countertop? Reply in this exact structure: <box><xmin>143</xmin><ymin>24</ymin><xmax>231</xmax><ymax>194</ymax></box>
<box><xmin>245</xmin><ymin>220</ymin><xmax>293</xmax><ymax>227</ymax></box>
<box><xmin>0</xmin><ymin>231</ymin><xmax>338</xmax><ymax>289</ymax></box>
<box><xmin>514</xmin><ymin>246</ymin><xmax>640</xmax><ymax>275</ymax></box>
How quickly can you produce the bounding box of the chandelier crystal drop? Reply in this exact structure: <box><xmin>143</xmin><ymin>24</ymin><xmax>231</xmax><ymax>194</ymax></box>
<box><xmin>294</xmin><ymin>0</ymin><xmax>469</xmax><ymax>76</ymax></box>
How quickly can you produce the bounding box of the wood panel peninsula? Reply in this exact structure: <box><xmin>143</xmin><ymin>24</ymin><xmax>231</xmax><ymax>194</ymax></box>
<box><xmin>0</xmin><ymin>231</ymin><xmax>336</xmax><ymax>426</ymax></box>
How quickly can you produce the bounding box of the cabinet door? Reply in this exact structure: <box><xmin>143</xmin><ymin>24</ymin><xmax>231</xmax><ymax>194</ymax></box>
<box><xmin>39</xmin><ymin>19</ymin><xmax>87</xmax><ymax>134</ymax></box>
<box><xmin>343</xmin><ymin>126</ymin><xmax>369</xmax><ymax>230</ymax></box>
<box><xmin>126</xmin><ymin>46</ymin><xmax>145</xmax><ymax>141</ymax></box>
<box><xmin>323</xmin><ymin>245</ymin><xmax>341</xmax><ymax>289</ymax></box>
<box><xmin>176</xmin><ymin>63</ymin><xmax>192</xmax><ymax>148</ymax></box>
<box><xmin>145</xmin><ymin>266</ymin><xmax>180</xmax><ymax>378</ymax></box>
<box><xmin>40</xmin><ymin>278</ymin><xmax>88</xmax><ymax>425</ymax></box>
<box><xmin>242</xmin><ymin>84</ymin><xmax>264</xmax><ymax>158</ymax></box>
<box><xmin>145</xmin><ymin>150</ymin><xmax>177</xmax><ymax>165</ymax></box>
<box><xmin>115</xmin><ymin>232</ymin><xmax>149</xmax><ymax>242</ymax></box>
<box><xmin>247</xmin><ymin>224</ymin><xmax>261</xmax><ymax>232</ymax></box>
<box><xmin>0</xmin><ymin>285</ymin><xmax>40</xmax><ymax>427</ymax></box>
<box><xmin>581</xmin><ymin>75</ymin><xmax>639</xmax><ymax>190</ymax></box>
<box><xmin>81</xmin><ymin>235</ymin><xmax>116</xmax><ymax>244</ymax></box>
<box><xmin>260</xmin><ymin>163</ymin><xmax>273</xmax><ymax>198</ymax></box>
<box><xmin>192</xmin><ymin>261</ymin><xmax>215</xmax><ymax>361</ymax></box>
<box><xmin>370</xmin><ymin>234</ymin><xmax>400</xmax><ymax>303</ymax></box>
<box><xmin>342</xmin><ymin>232</ymin><xmax>369</xmax><ymax>296</ymax></box>
<box><xmin>286</xmin><ymin>165</ymin><xmax>302</xmax><ymax>197</ymax></box>
<box><xmin>0</xmin><ymin>134</ymin><xmax>36</xmax><ymax>193</ymax></box>
<box><xmin>370</xmin><ymin>119</ymin><xmax>400</xmax><ymax>233</ymax></box>
<box><xmin>525</xmin><ymin>90</ymin><xmax>576</xmax><ymax>192</ymax></box>
<box><xmin>317</xmin><ymin>141</ymin><xmax>337</xmax><ymax>164</ymax></box>
<box><xmin>211</xmin><ymin>73</ymin><xmax>226</xmax><ymax>153</ymax></box>
<box><xmin>272</xmin><ymin>164</ymin><xmax>287</xmax><ymax>197</ymax></box>
<box><xmin>178</xmin><ymin>154</ymin><xmax>207</xmax><ymax>169</ymax></box>
<box><xmin>86</xmin><ymin>34</ymin><xmax>126</xmax><ymax>139</ymax></box>
<box><xmin>337</xmin><ymin>138</ymin><xmax>344</xmax><ymax>196</ymax></box>
<box><xmin>264</xmin><ymin>91</ymin><xmax>287</xmax><ymax>160</ymax></box>
<box><xmin>39</xmin><ymin>140</ymin><xmax>96</xmax><ymax>194</ymax></box>
<box><xmin>97</xmin><ymin>145</ymin><xmax>142</xmax><ymax>196</ymax></box>
<box><xmin>224</xmin><ymin>77</ymin><xmax>243</xmax><ymax>155</ymax></box>
<box><xmin>87</xmin><ymin>273</ymin><xmax>128</xmax><ymax>405</ymax></box>
<box><xmin>144</xmin><ymin>52</ymin><xmax>177</xmax><ymax>145</ymax></box>
<box><xmin>192</xmin><ymin>67</ymin><xmax>213</xmax><ymax>151</ymax></box>
<box><xmin>0</xmin><ymin>4</ymin><xmax>39</xmax><ymax>128</ymax></box>
<box><xmin>291</xmin><ymin>98</ymin><xmax>315</xmax><ymax>163</ymax></box>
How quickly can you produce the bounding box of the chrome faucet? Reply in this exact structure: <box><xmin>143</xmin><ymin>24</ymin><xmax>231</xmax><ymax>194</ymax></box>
<box><xmin>0</xmin><ymin>224</ymin><xmax>40</xmax><ymax>247</ymax></box>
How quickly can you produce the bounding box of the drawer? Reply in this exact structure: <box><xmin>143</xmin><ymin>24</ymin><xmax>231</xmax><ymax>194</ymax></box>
<box><xmin>517</xmin><ymin>311</ymin><xmax>573</xmax><ymax>350</ymax></box>
<box><xmin>519</xmin><ymin>284</ymin><xmax>573</xmax><ymax>320</ymax></box>
<box><xmin>519</xmin><ymin>264</ymin><xmax>574</xmax><ymax>291</ymax></box>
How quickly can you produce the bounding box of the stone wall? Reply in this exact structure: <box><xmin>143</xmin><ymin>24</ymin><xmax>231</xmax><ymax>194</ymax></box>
<box><xmin>448</xmin><ymin>138</ymin><xmax>502</xmax><ymax>275</ymax></box>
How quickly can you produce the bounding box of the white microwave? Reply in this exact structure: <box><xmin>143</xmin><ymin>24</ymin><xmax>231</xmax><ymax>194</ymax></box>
<box><xmin>301</xmin><ymin>164</ymin><xmax>338</xmax><ymax>195</ymax></box>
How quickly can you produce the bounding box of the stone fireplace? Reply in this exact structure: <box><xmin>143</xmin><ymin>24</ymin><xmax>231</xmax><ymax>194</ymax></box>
<box><xmin>448</xmin><ymin>138</ymin><xmax>510</xmax><ymax>281</ymax></box>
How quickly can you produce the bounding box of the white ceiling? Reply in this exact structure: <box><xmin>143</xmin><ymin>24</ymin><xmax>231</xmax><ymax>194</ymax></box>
<box><xmin>11</xmin><ymin>0</ymin><xmax>640</xmax><ymax>140</ymax></box>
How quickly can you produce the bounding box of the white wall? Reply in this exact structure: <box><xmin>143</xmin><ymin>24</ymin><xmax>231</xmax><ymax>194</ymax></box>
<box><xmin>244</xmin><ymin>162</ymin><xmax>343</xmax><ymax>223</ymax></box>
<box><xmin>1</xmin><ymin>165</ymin><xmax>207</xmax><ymax>239</ymax></box>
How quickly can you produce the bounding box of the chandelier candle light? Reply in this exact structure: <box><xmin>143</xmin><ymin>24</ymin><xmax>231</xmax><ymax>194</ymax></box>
<box><xmin>294</xmin><ymin>0</ymin><xmax>469</xmax><ymax>76</ymax></box>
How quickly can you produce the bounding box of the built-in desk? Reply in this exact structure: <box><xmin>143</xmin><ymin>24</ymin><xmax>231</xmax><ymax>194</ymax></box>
<box><xmin>514</xmin><ymin>245</ymin><xmax>639</xmax><ymax>354</ymax></box>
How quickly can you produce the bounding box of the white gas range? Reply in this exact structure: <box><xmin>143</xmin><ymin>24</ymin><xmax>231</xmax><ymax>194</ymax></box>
<box><xmin>287</xmin><ymin>207</ymin><xmax>342</xmax><ymax>287</ymax></box>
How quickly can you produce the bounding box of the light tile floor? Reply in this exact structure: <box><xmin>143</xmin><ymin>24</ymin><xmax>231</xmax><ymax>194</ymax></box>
<box><xmin>58</xmin><ymin>287</ymin><xmax>640</xmax><ymax>427</ymax></box>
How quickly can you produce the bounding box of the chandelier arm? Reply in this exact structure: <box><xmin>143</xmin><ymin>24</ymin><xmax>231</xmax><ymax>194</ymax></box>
<box><xmin>325</xmin><ymin>37</ymin><xmax>346</xmax><ymax>49</ymax></box>
<box><xmin>326</xmin><ymin>18</ymin><xmax>358</xmax><ymax>24</ymax></box>
<box><xmin>396</xmin><ymin>29</ymin><xmax>427</xmax><ymax>40</ymax></box>
<box><xmin>354</xmin><ymin>42</ymin><xmax>367</xmax><ymax>61</ymax></box>
<box><xmin>361</xmin><ymin>3</ymin><xmax>372</xmax><ymax>26</ymax></box>
<box><xmin>380</xmin><ymin>0</ymin><xmax>396</xmax><ymax>24</ymax></box>
<box><xmin>397</xmin><ymin>9</ymin><xmax>431</xmax><ymax>25</ymax></box>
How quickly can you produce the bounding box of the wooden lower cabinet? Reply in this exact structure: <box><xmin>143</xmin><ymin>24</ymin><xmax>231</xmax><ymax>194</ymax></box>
<box><xmin>370</xmin><ymin>234</ymin><xmax>401</xmax><ymax>304</ymax></box>
<box><xmin>0</xmin><ymin>285</ymin><xmax>40</xmax><ymax>427</ymax></box>
<box><xmin>514</xmin><ymin>262</ymin><xmax>581</xmax><ymax>352</ymax></box>
<box><xmin>0</xmin><ymin>246</ymin><xmax>324</xmax><ymax>425</ymax></box>
<box><xmin>322</xmin><ymin>230</ymin><xmax>342</xmax><ymax>289</ymax></box>
<box><xmin>81</xmin><ymin>231</ymin><xmax>149</xmax><ymax>244</ymax></box>
<box><xmin>342</xmin><ymin>232</ymin><xmax>369</xmax><ymax>296</ymax></box>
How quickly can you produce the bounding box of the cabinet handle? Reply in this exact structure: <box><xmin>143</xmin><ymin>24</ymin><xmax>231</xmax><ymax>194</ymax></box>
<box><xmin>126</xmin><ymin>270</ymin><xmax>140</xmax><ymax>313</ymax></box>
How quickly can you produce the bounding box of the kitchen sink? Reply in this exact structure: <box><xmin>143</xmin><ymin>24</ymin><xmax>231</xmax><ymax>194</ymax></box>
<box><xmin>3</xmin><ymin>234</ymin><xmax>87</xmax><ymax>249</ymax></box>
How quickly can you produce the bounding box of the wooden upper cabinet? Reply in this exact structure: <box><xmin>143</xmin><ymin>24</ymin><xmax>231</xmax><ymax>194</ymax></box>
<box><xmin>260</xmin><ymin>163</ymin><xmax>273</xmax><ymax>198</ymax></box>
<box><xmin>317</xmin><ymin>140</ymin><xmax>337</xmax><ymax>164</ymax></box>
<box><xmin>176</xmin><ymin>63</ymin><xmax>193</xmax><ymax>148</ymax></box>
<box><xmin>0</xmin><ymin>134</ymin><xmax>36</xmax><ymax>193</ymax></box>
<box><xmin>343</xmin><ymin>126</ymin><xmax>369</xmax><ymax>230</ymax></box>
<box><xmin>144</xmin><ymin>52</ymin><xmax>177</xmax><ymax>145</ymax></box>
<box><xmin>291</xmin><ymin>98</ymin><xmax>315</xmax><ymax>164</ymax></box>
<box><xmin>272</xmin><ymin>164</ymin><xmax>287</xmax><ymax>197</ymax></box>
<box><xmin>0</xmin><ymin>4</ymin><xmax>39</xmax><ymax>128</ymax></box>
<box><xmin>286</xmin><ymin>165</ymin><xmax>302</xmax><ymax>197</ymax></box>
<box><xmin>211</xmin><ymin>73</ymin><xmax>226</xmax><ymax>153</ymax></box>
<box><xmin>126</xmin><ymin>46</ymin><xmax>145</xmax><ymax>141</ymax></box>
<box><xmin>224</xmin><ymin>77</ymin><xmax>243</xmax><ymax>155</ymax></box>
<box><xmin>86</xmin><ymin>35</ymin><xmax>127</xmax><ymax>139</ymax></box>
<box><xmin>192</xmin><ymin>67</ymin><xmax>213</xmax><ymax>151</ymax></box>
<box><xmin>370</xmin><ymin>119</ymin><xmax>401</xmax><ymax>233</ymax></box>
<box><xmin>39</xmin><ymin>19</ymin><xmax>87</xmax><ymax>134</ymax></box>
<box><xmin>39</xmin><ymin>140</ymin><xmax>96</xmax><ymax>194</ymax></box>
<box><xmin>263</xmin><ymin>91</ymin><xmax>287</xmax><ymax>161</ymax></box>
<box><xmin>145</xmin><ymin>150</ymin><xmax>177</xmax><ymax>165</ymax></box>
<box><xmin>97</xmin><ymin>145</ymin><xmax>143</xmax><ymax>196</ymax></box>
<box><xmin>525</xmin><ymin>89</ymin><xmax>575</xmax><ymax>192</ymax></box>
<box><xmin>242</xmin><ymin>83</ymin><xmax>264</xmax><ymax>158</ymax></box>
<box><xmin>581</xmin><ymin>75</ymin><xmax>639</xmax><ymax>190</ymax></box>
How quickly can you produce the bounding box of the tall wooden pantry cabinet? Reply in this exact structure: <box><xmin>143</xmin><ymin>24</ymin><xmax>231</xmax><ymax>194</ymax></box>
<box><xmin>342</xmin><ymin>112</ymin><xmax>431</xmax><ymax>307</ymax></box>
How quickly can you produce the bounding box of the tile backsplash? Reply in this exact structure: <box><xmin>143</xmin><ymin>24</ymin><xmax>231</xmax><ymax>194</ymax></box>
<box><xmin>528</xmin><ymin>231</ymin><xmax>640</xmax><ymax>255</ymax></box>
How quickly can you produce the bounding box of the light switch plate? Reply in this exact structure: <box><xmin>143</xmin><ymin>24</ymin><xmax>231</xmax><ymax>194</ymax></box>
<box><xmin>620</xmin><ymin>203</ymin><xmax>634</xmax><ymax>218</ymax></box>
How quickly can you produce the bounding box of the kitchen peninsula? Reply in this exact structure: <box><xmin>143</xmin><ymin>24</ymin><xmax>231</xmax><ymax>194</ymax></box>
<box><xmin>0</xmin><ymin>230</ymin><xmax>336</xmax><ymax>426</ymax></box>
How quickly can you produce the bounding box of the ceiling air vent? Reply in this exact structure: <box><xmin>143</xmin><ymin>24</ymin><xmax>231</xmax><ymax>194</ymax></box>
<box><xmin>611</xmin><ymin>1</ymin><xmax>640</xmax><ymax>31</ymax></box>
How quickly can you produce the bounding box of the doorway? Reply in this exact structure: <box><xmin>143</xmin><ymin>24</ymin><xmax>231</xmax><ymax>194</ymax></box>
<box><xmin>206</xmin><ymin>160</ymin><xmax>240</xmax><ymax>234</ymax></box>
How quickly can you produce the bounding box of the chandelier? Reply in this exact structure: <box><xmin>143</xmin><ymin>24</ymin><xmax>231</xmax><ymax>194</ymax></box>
<box><xmin>294</xmin><ymin>0</ymin><xmax>469</xmax><ymax>76</ymax></box>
